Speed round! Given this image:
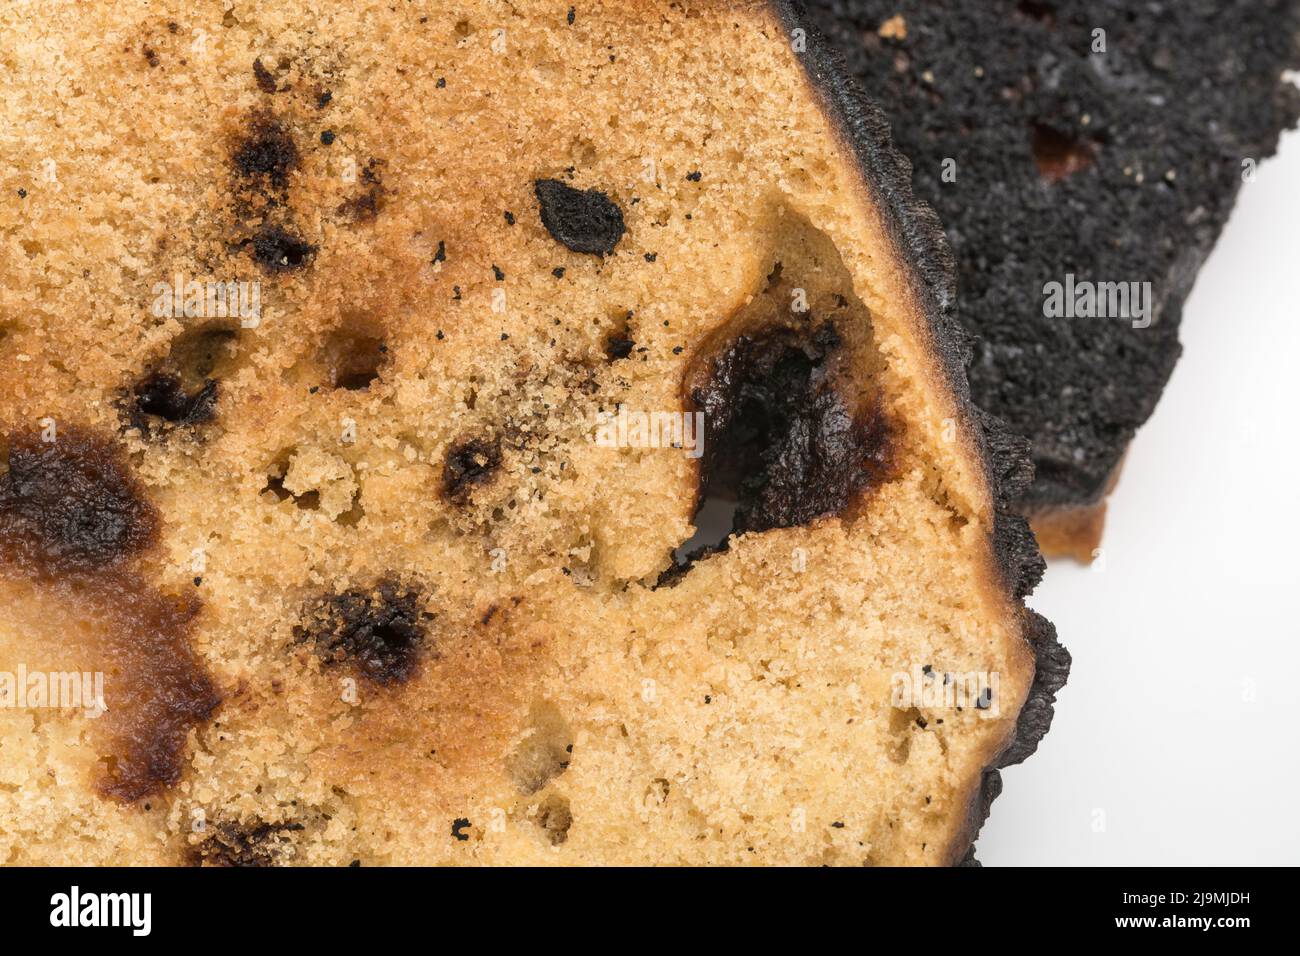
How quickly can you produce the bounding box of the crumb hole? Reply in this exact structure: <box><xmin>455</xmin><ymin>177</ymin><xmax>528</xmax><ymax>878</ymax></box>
<box><xmin>505</xmin><ymin>701</ymin><xmax>574</xmax><ymax>795</ymax></box>
<box><xmin>535</xmin><ymin>793</ymin><xmax>572</xmax><ymax>846</ymax></box>
<box><xmin>321</xmin><ymin>324</ymin><xmax>386</xmax><ymax>390</ymax></box>
<box><xmin>1030</xmin><ymin>121</ymin><xmax>1097</xmax><ymax>181</ymax></box>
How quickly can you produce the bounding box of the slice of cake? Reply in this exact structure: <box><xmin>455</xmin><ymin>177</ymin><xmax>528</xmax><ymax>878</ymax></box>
<box><xmin>0</xmin><ymin>0</ymin><xmax>1064</xmax><ymax>865</ymax></box>
<box><xmin>806</xmin><ymin>0</ymin><xmax>1300</xmax><ymax>559</ymax></box>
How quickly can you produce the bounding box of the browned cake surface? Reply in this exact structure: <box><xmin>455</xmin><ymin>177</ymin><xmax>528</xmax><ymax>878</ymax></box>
<box><xmin>0</xmin><ymin>0</ymin><xmax>1048</xmax><ymax>865</ymax></box>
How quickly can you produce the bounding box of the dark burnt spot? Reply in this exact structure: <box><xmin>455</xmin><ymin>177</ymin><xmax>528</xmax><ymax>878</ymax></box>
<box><xmin>534</xmin><ymin>178</ymin><xmax>625</xmax><ymax>256</ymax></box>
<box><xmin>338</xmin><ymin>159</ymin><xmax>387</xmax><ymax>222</ymax></box>
<box><xmin>252</xmin><ymin>57</ymin><xmax>278</xmax><ymax>93</ymax></box>
<box><xmin>0</xmin><ymin>427</ymin><xmax>220</xmax><ymax>802</ymax></box>
<box><xmin>604</xmin><ymin>335</ymin><xmax>635</xmax><ymax>361</ymax></box>
<box><xmin>442</xmin><ymin>438</ymin><xmax>502</xmax><ymax>502</ymax></box>
<box><xmin>1030</xmin><ymin>121</ymin><xmax>1098</xmax><ymax>181</ymax></box>
<box><xmin>0</xmin><ymin>427</ymin><xmax>159</xmax><ymax>576</ymax></box>
<box><xmin>451</xmin><ymin>818</ymin><xmax>472</xmax><ymax>841</ymax></box>
<box><xmin>338</xmin><ymin>189</ymin><xmax>382</xmax><ymax>222</ymax></box>
<box><xmin>128</xmin><ymin>372</ymin><xmax>218</xmax><ymax>433</ymax></box>
<box><xmin>190</xmin><ymin>819</ymin><xmax>305</xmax><ymax>866</ymax></box>
<box><xmin>143</xmin><ymin>46</ymin><xmax>160</xmax><ymax>68</ymax></box>
<box><xmin>250</xmin><ymin>226</ymin><xmax>316</xmax><ymax>271</ymax></box>
<box><xmin>97</xmin><ymin>586</ymin><xmax>221</xmax><ymax>802</ymax></box>
<box><xmin>233</xmin><ymin>115</ymin><xmax>298</xmax><ymax>187</ymax></box>
<box><xmin>690</xmin><ymin>322</ymin><xmax>892</xmax><ymax>537</ymax></box>
<box><xmin>294</xmin><ymin>580</ymin><xmax>432</xmax><ymax>685</ymax></box>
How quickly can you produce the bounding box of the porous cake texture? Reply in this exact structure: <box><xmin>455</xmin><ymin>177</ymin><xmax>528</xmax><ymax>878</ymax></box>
<box><xmin>0</xmin><ymin>0</ymin><xmax>1063</xmax><ymax>865</ymax></box>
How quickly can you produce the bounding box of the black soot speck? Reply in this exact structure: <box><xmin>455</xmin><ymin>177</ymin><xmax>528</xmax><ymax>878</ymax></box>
<box><xmin>534</xmin><ymin>178</ymin><xmax>625</xmax><ymax>256</ymax></box>
<box><xmin>605</xmin><ymin>335</ymin><xmax>635</xmax><ymax>361</ymax></box>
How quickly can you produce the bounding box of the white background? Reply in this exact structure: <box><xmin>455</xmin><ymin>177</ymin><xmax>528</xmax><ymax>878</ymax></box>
<box><xmin>981</xmin><ymin>129</ymin><xmax>1300</xmax><ymax>866</ymax></box>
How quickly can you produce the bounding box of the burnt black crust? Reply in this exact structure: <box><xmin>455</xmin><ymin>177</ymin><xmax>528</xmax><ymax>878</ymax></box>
<box><xmin>768</xmin><ymin>0</ymin><xmax>1071</xmax><ymax>862</ymax></box>
<box><xmin>801</xmin><ymin>0</ymin><xmax>1300</xmax><ymax>514</ymax></box>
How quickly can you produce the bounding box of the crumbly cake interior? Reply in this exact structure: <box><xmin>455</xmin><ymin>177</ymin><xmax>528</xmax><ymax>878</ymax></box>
<box><xmin>0</xmin><ymin>0</ymin><xmax>1033</xmax><ymax>865</ymax></box>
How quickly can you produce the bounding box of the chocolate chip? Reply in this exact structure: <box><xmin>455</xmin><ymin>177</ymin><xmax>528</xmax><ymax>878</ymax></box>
<box><xmin>320</xmin><ymin>130</ymin><xmax>335</xmax><ymax>145</ymax></box>
<box><xmin>451</xmin><ymin>818</ymin><xmax>471</xmax><ymax>841</ymax></box>
<box><xmin>534</xmin><ymin>178</ymin><xmax>625</xmax><ymax>256</ymax></box>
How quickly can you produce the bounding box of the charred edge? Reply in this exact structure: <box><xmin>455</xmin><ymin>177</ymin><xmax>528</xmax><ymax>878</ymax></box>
<box><xmin>294</xmin><ymin>580</ymin><xmax>432</xmax><ymax>686</ymax></box>
<box><xmin>768</xmin><ymin>0</ymin><xmax>1066</xmax><ymax>862</ymax></box>
<box><xmin>441</xmin><ymin>438</ymin><xmax>502</xmax><ymax>502</ymax></box>
<box><xmin>189</xmin><ymin>819</ymin><xmax>305</xmax><ymax>867</ymax></box>
<box><xmin>957</xmin><ymin>611</ymin><xmax>1070</xmax><ymax>859</ymax></box>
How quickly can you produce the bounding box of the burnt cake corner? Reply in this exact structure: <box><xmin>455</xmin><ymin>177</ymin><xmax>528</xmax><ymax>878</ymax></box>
<box><xmin>804</xmin><ymin>0</ymin><xmax>1300</xmax><ymax>558</ymax></box>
